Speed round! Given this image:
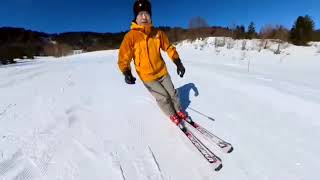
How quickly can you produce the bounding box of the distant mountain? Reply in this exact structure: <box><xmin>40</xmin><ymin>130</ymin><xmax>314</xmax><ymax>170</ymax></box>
<box><xmin>0</xmin><ymin>27</ymin><xmax>127</xmax><ymax>63</ymax></box>
<box><xmin>0</xmin><ymin>27</ymin><xmax>50</xmax><ymax>63</ymax></box>
<box><xmin>0</xmin><ymin>27</ymin><xmax>49</xmax><ymax>44</ymax></box>
<box><xmin>0</xmin><ymin>27</ymin><xmax>126</xmax><ymax>51</ymax></box>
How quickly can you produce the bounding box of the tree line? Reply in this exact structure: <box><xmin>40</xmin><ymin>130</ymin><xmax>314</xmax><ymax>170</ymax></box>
<box><xmin>1</xmin><ymin>15</ymin><xmax>319</xmax><ymax>64</ymax></box>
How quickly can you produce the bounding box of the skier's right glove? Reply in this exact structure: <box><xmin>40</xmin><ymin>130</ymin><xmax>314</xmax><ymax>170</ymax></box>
<box><xmin>174</xmin><ymin>58</ymin><xmax>185</xmax><ymax>78</ymax></box>
<box><xmin>123</xmin><ymin>70</ymin><xmax>136</xmax><ymax>85</ymax></box>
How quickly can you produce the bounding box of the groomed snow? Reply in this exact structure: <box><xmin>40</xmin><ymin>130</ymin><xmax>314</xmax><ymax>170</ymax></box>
<box><xmin>1</xmin><ymin>38</ymin><xmax>320</xmax><ymax>180</ymax></box>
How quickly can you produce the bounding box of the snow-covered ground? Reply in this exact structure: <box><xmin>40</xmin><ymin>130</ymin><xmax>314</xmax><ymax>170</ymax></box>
<box><xmin>1</xmin><ymin>38</ymin><xmax>320</xmax><ymax>180</ymax></box>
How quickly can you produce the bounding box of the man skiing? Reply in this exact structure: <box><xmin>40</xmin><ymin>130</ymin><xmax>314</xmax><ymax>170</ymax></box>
<box><xmin>118</xmin><ymin>0</ymin><xmax>188</xmax><ymax>125</ymax></box>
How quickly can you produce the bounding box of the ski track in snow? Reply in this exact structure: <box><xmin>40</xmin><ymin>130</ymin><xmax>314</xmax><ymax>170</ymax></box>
<box><xmin>0</xmin><ymin>150</ymin><xmax>42</xmax><ymax>180</ymax></box>
<box><xmin>104</xmin><ymin>143</ymin><xmax>167</xmax><ymax>180</ymax></box>
<box><xmin>0</xmin><ymin>63</ymin><xmax>49</xmax><ymax>88</ymax></box>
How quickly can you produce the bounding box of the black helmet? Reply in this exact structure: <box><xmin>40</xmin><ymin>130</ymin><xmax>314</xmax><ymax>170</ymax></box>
<box><xmin>133</xmin><ymin>0</ymin><xmax>152</xmax><ymax>19</ymax></box>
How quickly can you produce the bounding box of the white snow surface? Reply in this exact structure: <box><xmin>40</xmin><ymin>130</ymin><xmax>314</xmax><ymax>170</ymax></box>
<box><xmin>1</xmin><ymin>38</ymin><xmax>320</xmax><ymax>180</ymax></box>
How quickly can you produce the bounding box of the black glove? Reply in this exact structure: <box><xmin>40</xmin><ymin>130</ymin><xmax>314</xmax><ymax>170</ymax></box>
<box><xmin>123</xmin><ymin>70</ymin><xmax>136</xmax><ymax>84</ymax></box>
<box><xmin>174</xmin><ymin>58</ymin><xmax>185</xmax><ymax>78</ymax></box>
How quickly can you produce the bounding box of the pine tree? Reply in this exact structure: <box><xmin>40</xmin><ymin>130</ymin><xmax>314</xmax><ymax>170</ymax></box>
<box><xmin>247</xmin><ymin>22</ymin><xmax>256</xmax><ymax>39</ymax></box>
<box><xmin>290</xmin><ymin>15</ymin><xmax>315</xmax><ymax>45</ymax></box>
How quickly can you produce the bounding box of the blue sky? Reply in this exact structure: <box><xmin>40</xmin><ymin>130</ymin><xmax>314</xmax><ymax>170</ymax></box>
<box><xmin>1</xmin><ymin>0</ymin><xmax>319</xmax><ymax>33</ymax></box>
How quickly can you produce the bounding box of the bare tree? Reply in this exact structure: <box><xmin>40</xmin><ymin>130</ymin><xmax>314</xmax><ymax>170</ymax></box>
<box><xmin>260</xmin><ymin>24</ymin><xmax>289</xmax><ymax>42</ymax></box>
<box><xmin>57</xmin><ymin>43</ymin><xmax>73</xmax><ymax>57</ymax></box>
<box><xmin>273</xmin><ymin>25</ymin><xmax>289</xmax><ymax>42</ymax></box>
<box><xmin>43</xmin><ymin>43</ymin><xmax>72</xmax><ymax>57</ymax></box>
<box><xmin>260</xmin><ymin>24</ymin><xmax>274</xmax><ymax>39</ymax></box>
<box><xmin>43</xmin><ymin>44</ymin><xmax>56</xmax><ymax>56</ymax></box>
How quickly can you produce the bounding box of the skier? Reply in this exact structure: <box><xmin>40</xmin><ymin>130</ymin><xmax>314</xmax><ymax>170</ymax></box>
<box><xmin>118</xmin><ymin>0</ymin><xmax>188</xmax><ymax>125</ymax></box>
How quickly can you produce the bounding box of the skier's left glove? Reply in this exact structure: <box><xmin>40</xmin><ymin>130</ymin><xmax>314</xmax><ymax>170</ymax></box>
<box><xmin>174</xmin><ymin>58</ymin><xmax>185</xmax><ymax>78</ymax></box>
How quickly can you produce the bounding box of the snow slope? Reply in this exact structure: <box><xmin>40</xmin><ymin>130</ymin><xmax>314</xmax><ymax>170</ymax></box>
<box><xmin>1</xmin><ymin>38</ymin><xmax>320</xmax><ymax>180</ymax></box>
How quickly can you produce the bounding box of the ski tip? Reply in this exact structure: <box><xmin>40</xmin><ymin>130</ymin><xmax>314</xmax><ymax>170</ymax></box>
<box><xmin>214</xmin><ymin>164</ymin><xmax>223</xmax><ymax>171</ymax></box>
<box><xmin>227</xmin><ymin>146</ymin><xmax>234</xmax><ymax>153</ymax></box>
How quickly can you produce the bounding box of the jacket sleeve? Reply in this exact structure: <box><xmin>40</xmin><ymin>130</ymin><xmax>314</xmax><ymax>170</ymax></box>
<box><xmin>159</xmin><ymin>31</ymin><xmax>180</xmax><ymax>61</ymax></box>
<box><xmin>118</xmin><ymin>32</ymin><xmax>134</xmax><ymax>73</ymax></box>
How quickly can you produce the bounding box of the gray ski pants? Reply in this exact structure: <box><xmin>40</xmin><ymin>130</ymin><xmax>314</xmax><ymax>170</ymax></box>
<box><xmin>144</xmin><ymin>75</ymin><xmax>182</xmax><ymax>116</ymax></box>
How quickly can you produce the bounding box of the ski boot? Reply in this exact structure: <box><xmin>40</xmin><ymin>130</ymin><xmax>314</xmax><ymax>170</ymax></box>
<box><xmin>169</xmin><ymin>114</ymin><xmax>181</xmax><ymax>126</ymax></box>
<box><xmin>177</xmin><ymin>110</ymin><xmax>188</xmax><ymax>120</ymax></box>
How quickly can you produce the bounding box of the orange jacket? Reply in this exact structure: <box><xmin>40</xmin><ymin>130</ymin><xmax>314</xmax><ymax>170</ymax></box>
<box><xmin>118</xmin><ymin>22</ymin><xmax>180</xmax><ymax>82</ymax></box>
